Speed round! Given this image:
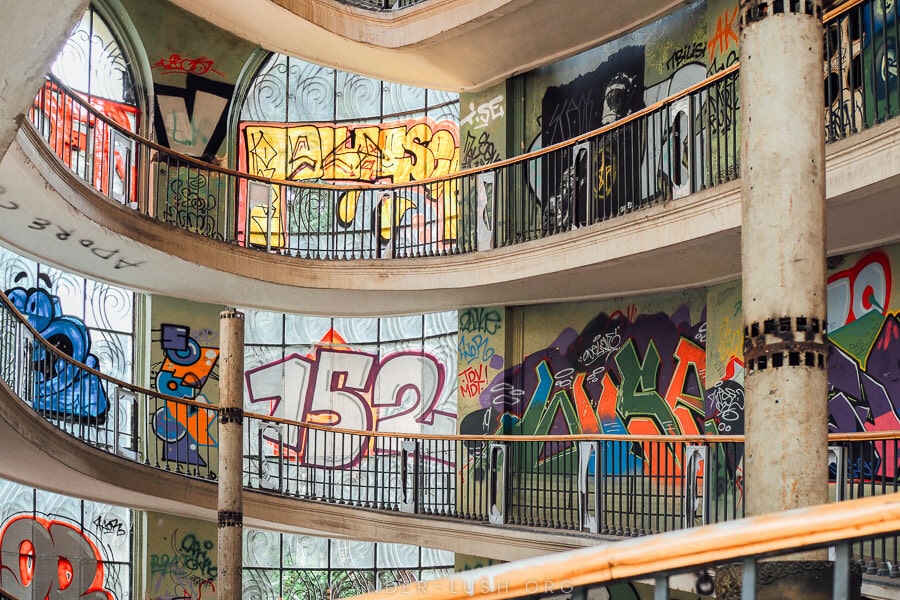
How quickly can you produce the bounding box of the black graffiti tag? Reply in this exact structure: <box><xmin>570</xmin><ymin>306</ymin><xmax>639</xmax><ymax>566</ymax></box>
<box><xmin>0</xmin><ymin>185</ymin><xmax>18</xmax><ymax>210</ymax></box>
<box><xmin>26</xmin><ymin>217</ymin><xmax>143</xmax><ymax>269</ymax></box>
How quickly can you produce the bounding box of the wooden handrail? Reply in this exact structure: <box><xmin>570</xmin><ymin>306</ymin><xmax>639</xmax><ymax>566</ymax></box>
<box><xmin>352</xmin><ymin>491</ymin><xmax>900</xmax><ymax>600</ymax></box>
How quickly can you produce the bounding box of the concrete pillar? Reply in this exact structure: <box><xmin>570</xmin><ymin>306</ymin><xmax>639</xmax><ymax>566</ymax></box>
<box><xmin>715</xmin><ymin>1</ymin><xmax>860</xmax><ymax>598</ymax></box>
<box><xmin>218</xmin><ymin>309</ymin><xmax>245</xmax><ymax>600</ymax></box>
<box><xmin>0</xmin><ymin>0</ymin><xmax>89</xmax><ymax>160</ymax></box>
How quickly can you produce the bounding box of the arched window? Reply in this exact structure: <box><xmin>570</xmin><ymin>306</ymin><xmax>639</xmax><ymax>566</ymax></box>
<box><xmin>34</xmin><ymin>2</ymin><xmax>148</xmax><ymax>203</ymax></box>
<box><xmin>51</xmin><ymin>5</ymin><xmax>141</xmax><ymax>111</ymax></box>
<box><xmin>236</xmin><ymin>54</ymin><xmax>460</xmax><ymax>258</ymax></box>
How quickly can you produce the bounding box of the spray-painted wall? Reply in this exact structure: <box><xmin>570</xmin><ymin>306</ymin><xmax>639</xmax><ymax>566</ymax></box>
<box><xmin>148</xmin><ymin>295</ymin><xmax>224</xmax><ymax>474</ymax></box>
<box><xmin>117</xmin><ymin>0</ymin><xmax>256</xmax><ymax>160</ymax></box>
<box><xmin>459</xmin><ymin>243</ymin><xmax>900</xmax><ymax>483</ymax></box>
<box><xmin>144</xmin><ymin>512</ymin><xmax>218</xmax><ymax>600</ymax></box>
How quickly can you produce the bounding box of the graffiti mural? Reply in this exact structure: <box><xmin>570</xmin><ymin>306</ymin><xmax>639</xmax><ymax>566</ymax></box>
<box><xmin>154</xmin><ymin>75</ymin><xmax>234</xmax><ymax>160</ymax></box>
<box><xmin>149</xmin><ymin>531</ymin><xmax>217</xmax><ymax>600</ymax></box>
<box><xmin>707</xmin><ymin>250</ymin><xmax>900</xmax><ymax>479</ymax></box>
<box><xmin>460</xmin><ymin>304</ymin><xmax>707</xmax><ymax>479</ymax></box>
<box><xmin>246</xmin><ymin>328</ymin><xmax>455</xmax><ymax>468</ymax></box>
<box><xmin>238</xmin><ymin>119</ymin><xmax>460</xmax><ymax>253</ymax></box>
<box><xmin>151</xmin><ymin>323</ymin><xmax>219</xmax><ymax>468</ymax></box>
<box><xmin>155</xmin><ymin>166</ymin><xmax>227</xmax><ymax>240</ymax></box>
<box><xmin>145</xmin><ymin>513</ymin><xmax>217</xmax><ymax>600</ymax></box>
<box><xmin>4</xmin><ymin>274</ymin><xmax>109</xmax><ymax>422</ymax></box>
<box><xmin>0</xmin><ymin>515</ymin><xmax>114</xmax><ymax>600</ymax></box>
<box><xmin>824</xmin><ymin>8</ymin><xmax>865</xmax><ymax>141</ymax></box>
<box><xmin>862</xmin><ymin>0</ymin><xmax>900</xmax><ymax>127</ymax></box>
<box><xmin>707</xmin><ymin>2</ymin><xmax>739</xmax><ymax>75</ymax></box>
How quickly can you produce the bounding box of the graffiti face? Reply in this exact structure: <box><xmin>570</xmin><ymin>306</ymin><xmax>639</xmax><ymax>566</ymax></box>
<box><xmin>4</xmin><ymin>276</ymin><xmax>108</xmax><ymax>422</ymax></box>
<box><xmin>0</xmin><ymin>515</ymin><xmax>113</xmax><ymax>600</ymax></box>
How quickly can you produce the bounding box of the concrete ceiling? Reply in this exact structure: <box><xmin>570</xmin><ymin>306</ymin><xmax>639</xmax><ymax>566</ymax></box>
<box><xmin>165</xmin><ymin>0</ymin><xmax>692</xmax><ymax>91</ymax></box>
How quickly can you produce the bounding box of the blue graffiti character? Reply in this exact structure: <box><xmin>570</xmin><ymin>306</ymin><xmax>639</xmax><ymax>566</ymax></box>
<box><xmin>5</xmin><ymin>273</ymin><xmax>109</xmax><ymax>423</ymax></box>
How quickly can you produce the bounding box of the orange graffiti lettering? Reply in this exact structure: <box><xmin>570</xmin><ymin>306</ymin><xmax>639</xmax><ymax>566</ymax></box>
<box><xmin>708</xmin><ymin>6</ymin><xmax>740</xmax><ymax>62</ymax></box>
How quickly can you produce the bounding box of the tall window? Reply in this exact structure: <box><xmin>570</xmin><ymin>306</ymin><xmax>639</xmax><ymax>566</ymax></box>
<box><xmin>237</xmin><ymin>54</ymin><xmax>461</xmax><ymax>258</ymax></box>
<box><xmin>0</xmin><ymin>246</ymin><xmax>135</xmax><ymax>385</ymax></box>
<box><xmin>51</xmin><ymin>5</ymin><xmax>140</xmax><ymax>112</ymax></box>
<box><xmin>36</xmin><ymin>4</ymin><xmax>142</xmax><ymax>202</ymax></box>
<box><xmin>0</xmin><ymin>476</ymin><xmax>132</xmax><ymax>599</ymax></box>
<box><xmin>244</xmin><ymin>530</ymin><xmax>454</xmax><ymax>598</ymax></box>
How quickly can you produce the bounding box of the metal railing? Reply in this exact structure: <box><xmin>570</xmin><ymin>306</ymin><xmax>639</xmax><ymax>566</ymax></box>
<box><xmin>335</xmin><ymin>0</ymin><xmax>430</xmax><ymax>11</ymax></box>
<box><xmin>350</xmin><ymin>492</ymin><xmax>900</xmax><ymax>600</ymax></box>
<box><xmin>21</xmin><ymin>0</ymin><xmax>899</xmax><ymax>262</ymax></box>
<box><xmin>3</xmin><ymin>287</ymin><xmax>900</xmax><ymax>576</ymax></box>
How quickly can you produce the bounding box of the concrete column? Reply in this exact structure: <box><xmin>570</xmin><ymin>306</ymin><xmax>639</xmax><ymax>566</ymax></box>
<box><xmin>0</xmin><ymin>0</ymin><xmax>89</xmax><ymax>160</ymax></box>
<box><xmin>218</xmin><ymin>309</ymin><xmax>245</xmax><ymax>600</ymax></box>
<box><xmin>715</xmin><ymin>1</ymin><xmax>860</xmax><ymax>598</ymax></box>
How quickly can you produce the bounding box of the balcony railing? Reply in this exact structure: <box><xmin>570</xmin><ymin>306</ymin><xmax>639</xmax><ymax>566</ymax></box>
<box><xmin>12</xmin><ymin>1</ymin><xmax>888</xmax><ymax>263</ymax></box>
<box><xmin>334</xmin><ymin>0</ymin><xmax>430</xmax><ymax>11</ymax></box>
<box><xmin>2</xmin><ymin>288</ymin><xmax>900</xmax><ymax>578</ymax></box>
<box><xmin>350</xmin><ymin>493</ymin><xmax>900</xmax><ymax>600</ymax></box>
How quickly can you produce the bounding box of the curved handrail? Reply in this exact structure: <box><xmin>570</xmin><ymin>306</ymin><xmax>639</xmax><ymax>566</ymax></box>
<box><xmin>4</xmin><ymin>287</ymin><xmax>900</xmax><ymax>444</ymax></box>
<box><xmin>29</xmin><ymin>64</ymin><xmax>744</xmax><ymax>257</ymax></box>
<box><xmin>353</xmin><ymin>491</ymin><xmax>900</xmax><ymax>600</ymax></box>
<box><xmin>37</xmin><ymin>0</ymin><xmax>866</xmax><ymax>187</ymax></box>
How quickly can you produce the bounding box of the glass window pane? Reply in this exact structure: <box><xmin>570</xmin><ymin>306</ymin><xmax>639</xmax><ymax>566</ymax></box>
<box><xmin>286</xmin><ymin>314</ymin><xmax>333</xmax><ymax>345</ymax></box>
<box><xmin>243</xmin><ymin>53</ymin><xmax>290</xmax><ymax>122</ymax></box>
<box><xmin>380</xmin><ymin>315</ymin><xmax>423</xmax><ymax>341</ymax></box>
<box><xmin>87</xmin><ymin>10</ymin><xmax>134</xmax><ymax>103</ymax></box>
<box><xmin>82</xmin><ymin>501</ymin><xmax>131</xmax><ymax>562</ymax></box>
<box><xmin>331</xmin><ymin>539</ymin><xmax>375</xmax><ymax>568</ymax></box>
<box><xmin>332</xmin><ymin>317</ymin><xmax>378</xmax><ymax>344</ymax></box>
<box><xmin>421</xmin><ymin>548</ymin><xmax>454</xmax><ymax>568</ymax></box>
<box><xmin>42</xmin><ymin>267</ymin><xmax>86</xmax><ymax>317</ymax></box>
<box><xmin>91</xmin><ymin>330</ymin><xmax>133</xmax><ymax>382</ymax></box>
<box><xmin>383</xmin><ymin>82</ymin><xmax>425</xmax><ymax>117</ymax></box>
<box><xmin>289</xmin><ymin>60</ymin><xmax>336</xmax><ymax>122</ymax></box>
<box><xmin>377</xmin><ymin>543</ymin><xmax>419</xmax><ymax>568</ymax></box>
<box><xmin>336</xmin><ymin>72</ymin><xmax>382</xmax><ymax>121</ymax></box>
<box><xmin>245</xmin><ymin>529</ymin><xmax>282</xmax><ymax>567</ymax></box>
<box><xmin>425</xmin><ymin>311</ymin><xmax>457</xmax><ymax>336</ymax></box>
<box><xmin>245</xmin><ymin>309</ymin><xmax>285</xmax><ymax>344</ymax></box>
<box><xmin>284</xmin><ymin>534</ymin><xmax>329</xmax><ymax>568</ymax></box>
<box><xmin>0</xmin><ymin>247</ymin><xmax>38</xmax><ymax>288</ymax></box>
<box><xmin>51</xmin><ymin>11</ymin><xmax>92</xmax><ymax>93</ymax></box>
<box><xmin>0</xmin><ymin>481</ymin><xmax>35</xmax><ymax>521</ymax></box>
<box><xmin>83</xmin><ymin>280</ymin><xmax>134</xmax><ymax>333</ymax></box>
<box><xmin>35</xmin><ymin>489</ymin><xmax>81</xmax><ymax>522</ymax></box>
<box><xmin>244</xmin><ymin>568</ymin><xmax>282</xmax><ymax>600</ymax></box>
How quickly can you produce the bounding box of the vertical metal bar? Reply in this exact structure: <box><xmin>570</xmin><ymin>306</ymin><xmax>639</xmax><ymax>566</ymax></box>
<box><xmin>834</xmin><ymin>542</ymin><xmax>851</xmax><ymax>599</ymax></box>
<box><xmin>742</xmin><ymin>557</ymin><xmax>757</xmax><ymax>600</ymax></box>
<box><xmin>653</xmin><ymin>574</ymin><xmax>669</xmax><ymax>600</ymax></box>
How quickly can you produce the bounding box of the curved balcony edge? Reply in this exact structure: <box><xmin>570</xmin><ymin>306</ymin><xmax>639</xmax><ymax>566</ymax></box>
<box><xmin>2</xmin><ymin>116</ymin><xmax>900</xmax><ymax>316</ymax></box>
<box><xmin>0</xmin><ymin>376</ymin><xmax>600</xmax><ymax>561</ymax></box>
